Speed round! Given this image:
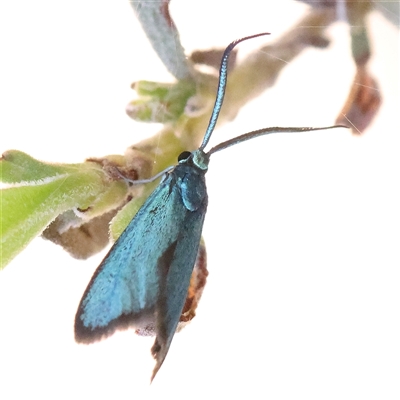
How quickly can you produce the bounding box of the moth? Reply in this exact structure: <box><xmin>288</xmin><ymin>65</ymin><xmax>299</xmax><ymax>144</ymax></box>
<box><xmin>75</xmin><ymin>33</ymin><xmax>344</xmax><ymax>381</ymax></box>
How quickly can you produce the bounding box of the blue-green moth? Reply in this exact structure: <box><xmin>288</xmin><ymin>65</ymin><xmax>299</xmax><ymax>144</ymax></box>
<box><xmin>75</xmin><ymin>33</ymin><xmax>344</xmax><ymax>381</ymax></box>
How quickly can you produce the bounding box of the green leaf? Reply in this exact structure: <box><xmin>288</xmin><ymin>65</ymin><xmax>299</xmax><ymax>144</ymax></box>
<box><xmin>126</xmin><ymin>80</ymin><xmax>196</xmax><ymax>123</ymax></box>
<box><xmin>1</xmin><ymin>150</ymin><xmax>84</xmax><ymax>184</ymax></box>
<box><xmin>0</xmin><ymin>151</ymin><xmax>110</xmax><ymax>269</ymax></box>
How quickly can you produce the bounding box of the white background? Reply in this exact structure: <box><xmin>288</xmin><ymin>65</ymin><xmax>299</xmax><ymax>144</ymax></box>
<box><xmin>0</xmin><ymin>1</ymin><xmax>399</xmax><ymax>399</ymax></box>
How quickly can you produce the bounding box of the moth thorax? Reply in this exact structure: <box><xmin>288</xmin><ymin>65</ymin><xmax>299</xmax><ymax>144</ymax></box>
<box><xmin>191</xmin><ymin>150</ymin><xmax>209</xmax><ymax>171</ymax></box>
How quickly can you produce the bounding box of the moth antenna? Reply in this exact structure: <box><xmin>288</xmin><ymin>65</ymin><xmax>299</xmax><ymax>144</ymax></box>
<box><xmin>198</xmin><ymin>33</ymin><xmax>270</xmax><ymax>151</ymax></box>
<box><xmin>207</xmin><ymin>125</ymin><xmax>349</xmax><ymax>155</ymax></box>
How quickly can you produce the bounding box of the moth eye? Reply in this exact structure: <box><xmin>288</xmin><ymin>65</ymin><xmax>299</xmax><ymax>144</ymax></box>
<box><xmin>178</xmin><ymin>151</ymin><xmax>191</xmax><ymax>162</ymax></box>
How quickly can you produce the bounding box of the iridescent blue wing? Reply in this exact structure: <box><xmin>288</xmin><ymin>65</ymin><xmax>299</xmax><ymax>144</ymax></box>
<box><xmin>75</xmin><ymin>164</ymin><xmax>208</xmax><ymax>381</ymax></box>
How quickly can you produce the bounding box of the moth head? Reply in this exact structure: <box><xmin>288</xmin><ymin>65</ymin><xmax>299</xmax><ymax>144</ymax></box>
<box><xmin>178</xmin><ymin>149</ymin><xmax>209</xmax><ymax>171</ymax></box>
